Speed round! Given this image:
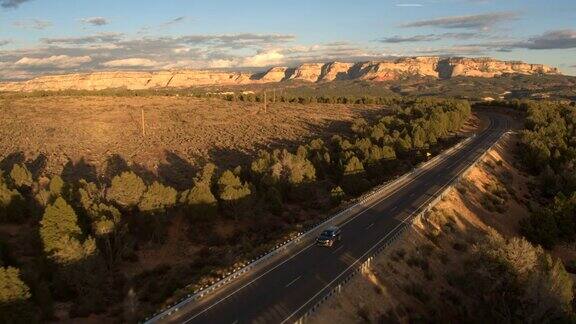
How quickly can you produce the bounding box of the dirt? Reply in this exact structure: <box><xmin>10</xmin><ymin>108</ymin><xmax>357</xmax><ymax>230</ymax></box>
<box><xmin>0</xmin><ymin>96</ymin><xmax>384</xmax><ymax>189</ymax></box>
<box><xmin>309</xmin><ymin>133</ymin><xmax>554</xmax><ymax>323</ymax></box>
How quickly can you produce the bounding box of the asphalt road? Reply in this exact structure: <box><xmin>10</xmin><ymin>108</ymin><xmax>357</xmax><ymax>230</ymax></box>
<box><xmin>163</xmin><ymin>112</ymin><xmax>510</xmax><ymax>324</ymax></box>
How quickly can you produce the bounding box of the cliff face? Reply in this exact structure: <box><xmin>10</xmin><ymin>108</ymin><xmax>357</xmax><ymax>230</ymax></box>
<box><xmin>0</xmin><ymin>57</ymin><xmax>560</xmax><ymax>92</ymax></box>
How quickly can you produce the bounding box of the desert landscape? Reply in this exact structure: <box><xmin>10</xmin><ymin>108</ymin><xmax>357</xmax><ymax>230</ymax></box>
<box><xmin>0</xmin><ymin>95</ymin><xmax>385</xmax><ymax>189</ymax></box>
<box><xmin>1</xmin><ymin>1</ymin><xmax>575</xmax><ymax>323</ymax></box>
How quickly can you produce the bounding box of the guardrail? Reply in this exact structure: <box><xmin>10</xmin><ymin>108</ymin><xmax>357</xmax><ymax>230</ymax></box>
<box><xmin>144</xmin><ymin>134</ymin><xmax>475</xmax><ymax>323</ymax></box>
<box><xmin>293</xmin><ymin>130</ymin><xmax>511</xmax><ymax>324</ymax></box>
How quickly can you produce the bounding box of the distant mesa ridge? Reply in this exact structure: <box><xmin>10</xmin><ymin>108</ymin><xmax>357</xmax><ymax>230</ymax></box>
<box><xmin>0</xmin><ymin>56</ymin><xmax>560</xmax><ymax>92</ymax></box>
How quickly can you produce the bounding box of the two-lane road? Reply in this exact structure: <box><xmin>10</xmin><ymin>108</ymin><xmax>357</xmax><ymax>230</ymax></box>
<box><xmin>160</xmin><ymin>112</ymin><xmax>510</xmax><ymax>324</ymax></box>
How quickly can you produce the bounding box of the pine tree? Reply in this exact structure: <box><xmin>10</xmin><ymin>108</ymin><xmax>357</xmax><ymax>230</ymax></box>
<box><xmin>107</xmin><ymin>171</ymin><xmax>146</xmax><ymax>207</ymax></box>
<box><xmin>40</xmin><ymin>197</ymin><xmax>83</xmax><ymax>257</ymax></box>
<box><xmin>0</xmin><ymin>179</ymin><xmax>25</xmax><ymax>223</ymax></box>
<box><xmin>330</xmin><ymin>186</ymin><xmax>345</xmax><ymax>205</ymax></box>
<box><xmin>217</xmin><ymin>170</ymin><xmax>251</xmax><ymax>206</ymax></box>
<box><xmin>48</xmin><ymin>175</ymin><xmax>65</xmax><ymax>197</ymax></box>
<box><xmin>138</xmin><ymin>181</ymin><xmax>177</xmax><ymax>213</ymax></box>
<box><xmin>343</xmin><ymin>156</ymin><xmax>364</xmax><ymax>175</ymax></box>
<box><xmin>180</xmin><ymin>183</ymin><xmax>217</xmax><ymax>219</ymax></box>
<box><xmin>0</xmin><ymin>266</ymin><xmax>33</xmax><ymax>323</ymax></box>
<box><xmin>9</xmin><ymin>164</ymin><xmax>32</xmax><ymax>189</ymax></box>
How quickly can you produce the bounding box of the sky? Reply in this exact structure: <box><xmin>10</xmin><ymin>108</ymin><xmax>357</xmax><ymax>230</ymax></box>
<box><xmin>0</xmin><ymin>0</ymin><xmax>575</xmax><ymax>80</ymax></box>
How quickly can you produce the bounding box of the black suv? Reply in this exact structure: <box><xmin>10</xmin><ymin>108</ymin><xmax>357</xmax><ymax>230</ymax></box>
<box><xmin>316</xmin><ymin>226</ymin><xmax>342</xmax><ymax>247</ymax></box>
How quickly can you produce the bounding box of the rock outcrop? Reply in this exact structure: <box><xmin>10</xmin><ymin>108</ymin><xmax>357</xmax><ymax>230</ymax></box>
<box><xmin>0</xmin><ymin>57</ymin><xmax>560</xmax><ymax>92</ymax></box>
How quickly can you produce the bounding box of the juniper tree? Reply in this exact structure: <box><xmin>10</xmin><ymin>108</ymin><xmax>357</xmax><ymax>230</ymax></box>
<box><xmin>107</xmin><ymin>171</ymin><xmax>146</xmax><ymax>207</ymax></box>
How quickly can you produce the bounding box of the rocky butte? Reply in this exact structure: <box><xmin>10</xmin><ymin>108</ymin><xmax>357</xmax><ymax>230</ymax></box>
<box><xmin>0</xmin><ymin>57</ymin><xmax>560</xmax><ymax>92</ymax></box>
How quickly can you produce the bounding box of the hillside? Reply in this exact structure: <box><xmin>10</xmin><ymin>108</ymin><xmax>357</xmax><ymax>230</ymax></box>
<box><xmin>310</xmin><ymin>132</ymin><xmax>575</xmax><ymax>323</ymax></box>
<box><xmin>0</xmin><ymin>57</ymin><xmax>560</xmax><ymax>92</ymax></box>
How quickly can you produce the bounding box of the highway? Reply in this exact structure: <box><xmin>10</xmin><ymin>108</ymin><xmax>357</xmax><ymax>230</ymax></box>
<box><xmin>160</xmin><ymin>112</ymin><xmax>510</xmax><ymax>324</ymax></box>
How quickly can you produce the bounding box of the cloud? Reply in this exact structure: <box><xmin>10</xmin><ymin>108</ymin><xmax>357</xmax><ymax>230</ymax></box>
<box><xmin>381</xmin><ymin>34</ymin><xmax>440</xmax><ymax>43</ymax></box>
<box><xmin>242</xmin><ymin>50</ymin><xmax>285</xmax><ymax>67</ymax></box>
<box><xmin>1</xmin><ymin>0</ymin><xmax>32</xmax><ymax>9</ymax></box>
<box><xmin>13</xmin><ymin>19</ymin><xmax>52</xmax><ymax>30</ymax></box>
<box><xmin>380</xmin><ymin>32</ymin><xmax>477</xmax><ymax>43</ymax></box>
<box><xmin>402</xmin><ymin>11</ymin><xmax>518</xmax><ymax>30</ymax></box>
<box><xmin>395</xmin><ymin>3</ymin><xmax>423</xmax><ymax>7</ymax></box>
<box><xmin>42</xmin><ymin>33</ymin><xmax>124</xmax><ymax>45</ymax></box>
<box><xmin>519</xmin><ymin>29</ymin><xmax>576</xmax><ymax>50</ymax></box>
<box><xmin>463</xmin><ymin>29</ymin><xmax>576</xmax><ymax>51</ymax></box>
<box><xmin>15</xmin><ymin>55</ymin><xmax>92</xmax><ymax>68</ymax></box>
<box><xmin>413</xmin><ymin>45</ymin><xmax>487</xmax><ymax>56</ymax></box>
<box><xmin>0</xmin><ymin>40</ymin><xmax>10</xmax><ymax>46</ymax></box>
<box><xmin>101</xmin><ymin>58</ymin><xmax>160</xmax><ymax>68</ymax></box>
<box><xmin>80</xmin><ymin>17</ymin><xmax>109</xmax><ymax>26</ymax></box>
<box><xmin>161</xmin><ymin>16</ymin><xmax>186</xmax><ymax>27</ymax></box>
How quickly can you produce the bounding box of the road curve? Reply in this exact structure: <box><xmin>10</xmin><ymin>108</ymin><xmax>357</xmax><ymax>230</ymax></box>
<box><xmin>160</xmin><ymin>112</ymin><xmax>510</xmax><ymax>324</ymax></box>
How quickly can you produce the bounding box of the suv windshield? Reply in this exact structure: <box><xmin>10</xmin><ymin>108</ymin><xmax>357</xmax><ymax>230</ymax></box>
<box><xmin>320</xmin><ymin>230</ymin><xmax>335</xmax><ymax>237</ymax></box>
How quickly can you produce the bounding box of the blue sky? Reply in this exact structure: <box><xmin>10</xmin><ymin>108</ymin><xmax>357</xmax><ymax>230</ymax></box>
<box><xmin>0</xmin><ymin>0</ymin><xmax>575</xmax><ymax>79</ymax></box>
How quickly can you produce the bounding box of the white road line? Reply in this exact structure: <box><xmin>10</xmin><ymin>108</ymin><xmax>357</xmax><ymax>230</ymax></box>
<box><xmin>281</xmin><ymin>123</ymin><xmax>502</xmax><ymax>324</ymax></box>
<box><xmin>332</xmin><ymin>245</ymin><xmax>344</xmax><ymax>254</ymax></box>
<box><xmin>182</xmin><ymin>244</ymin><xmax>314</xmax><ymax>323</ymax></box>
<box><xmin>390</xmin><ymin>206</ymin><xmax>398</xmax><ymax>211</ymax></box>
<box><xmin>365</xmin><ymin>223</ymin><xmax>375</xmax><ymax>229</ymax></box>
<box><xmin>180</xmin><ymin>124</ymin><xmax>491</xmax><ymax>324</ymax></box>
<box><xmin>285</xmin><ymin>276</ymin><xmax>302</xmax><ymax>288</ymax></box>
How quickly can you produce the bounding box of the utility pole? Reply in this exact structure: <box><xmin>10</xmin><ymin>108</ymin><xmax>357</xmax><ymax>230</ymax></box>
<box><xmin>141</xmin><ymin>108</ymin><xmax>146</xmax><ymax>136</ymax></box>
<box><xmin>273</xmin><ymin>89</ymin><xmax>276</xmax><ymax>103</ymax></box>
<box><xmin>263</xmin><ymin>92</ymin><xmax>267</xmax><ymax>113</ymax></box>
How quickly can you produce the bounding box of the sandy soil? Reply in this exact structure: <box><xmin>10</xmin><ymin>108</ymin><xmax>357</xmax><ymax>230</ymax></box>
<box><xmin>0</xmin><ymin>96</ymin><xmax>384</xmax><ymax>189</ymax></box>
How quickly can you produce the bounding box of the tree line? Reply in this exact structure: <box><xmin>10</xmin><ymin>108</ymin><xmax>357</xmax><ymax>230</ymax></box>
<box><xmin>517</xmin><ymin>101</ymin><xmax>576</xmax><ymax>249</ymax></box>
<box><xmin>0</xmin><ymin>97</ymin><xmax>471</xmax><ymax>322</ymax></box>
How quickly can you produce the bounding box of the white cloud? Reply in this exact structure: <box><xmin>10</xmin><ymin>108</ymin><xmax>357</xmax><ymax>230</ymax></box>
<box><xmin>15</xmin><ymin>55</ymin><xmax>92</xmax><ymax>68</ymax></box>
<box><xmin>101</xmin><ymin>58</ymin><xmax>160</xmax><ymax>68</ymax></box>
<box><xmin>241</xmin><ymin>50</ymin><xmax>285</xmax><ymax>67</ymax></box>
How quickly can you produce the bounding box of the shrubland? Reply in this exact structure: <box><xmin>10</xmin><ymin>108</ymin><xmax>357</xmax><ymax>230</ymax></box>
<box><xmin>0</xmin><ymin>97</ymin><xmax>471</xmax><ymax>321</ymax></box>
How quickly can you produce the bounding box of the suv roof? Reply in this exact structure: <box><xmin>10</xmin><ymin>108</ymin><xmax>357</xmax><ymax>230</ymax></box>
<box><xmin>323</xmin><ymin>226</ymin><xmax>340</xmax><ymax>234</ymax></box>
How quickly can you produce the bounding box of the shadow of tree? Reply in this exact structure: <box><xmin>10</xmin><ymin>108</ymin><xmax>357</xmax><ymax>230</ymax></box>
<box><xmin>25</xmin><ymin>153</ymin><xmax>47</xmax><ymax>179</ymax></box>
<box><xmin>0</xmin><ymin>151</ymin><xmax>25</xmax><ymax>173</ymax></box>
<box><xmin>62</xmin><ymin>158</ymin><xmax>98</xmax><ymax>184</ymax></box>
<box><xmin>157</xmin><ymin>151</ymin><xmax>198</xmax><ymax>191</ymax></box>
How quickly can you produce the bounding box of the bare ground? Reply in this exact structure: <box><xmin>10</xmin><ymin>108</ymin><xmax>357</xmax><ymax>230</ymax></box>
<box><xmin>0</xmin><ymin>96</ymin><xmax>384</xmax><ymax>189</ymax></box>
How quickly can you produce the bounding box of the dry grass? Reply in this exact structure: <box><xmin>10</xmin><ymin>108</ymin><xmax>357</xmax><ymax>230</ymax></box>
<box><xmin>0</xmin><ymin>95</ymin><xmax>384</xmax><ymax>188</ymax></box>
